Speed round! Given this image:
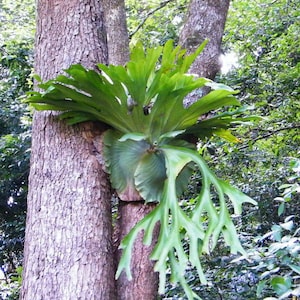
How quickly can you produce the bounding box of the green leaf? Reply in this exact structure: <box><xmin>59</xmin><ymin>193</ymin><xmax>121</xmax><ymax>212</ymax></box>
<box><xmin>159</xmin><ymin>130</ymin><xmax>186</xmax><ymax>141</ymax></box>
<box><xmin>271</xmin><ymin>225</ymin><xmax>282</xmax><ymax>242</ymax></box>
<box><xmin>33</xmin><ymin>74</ymin><xmax>42</xmax><ymax>82</ymax></box>
<box><xmin>179</xmin><ymin>39</ymin><xmax>208</xmax><ymax>73</ymax></box>
<box><xmin>178</xmin><ymin>90</ymin><xmax>240</xmax><ymax>129</ymax></box>
<box><xmin>271</xmin><ymin>276</ymin><xmax>292</xmax><ymax>296</ymax></box>
<box><xmin>205</xmin><ymin>81</ymin><xmax>237</xmax><ymax>92</ymax></box>
<box><xmin>257</xmin><ymin>279</ymin><xmax>267</xmax><ymax>297</ymax></box>
<box><xmin>59</xmin><ymin>111</ymin><xmax>98</xmax><ymax>124</ymax></box>
<box><xmin>278</xmin><ymin>202</ymin><xmax>285</xmax><ymax>216</ymax></box>
<box><xmin>213</xmin><ymin>128</ymin><xmax>240</xmax><ymax>143</ymax></box>
<box><xmin>182</xmin><ymin>109</ymin><xmax>253</xmax><ymax>141</ymax></box>
<box><xmin>118</xmin><ymin>132</ymin><xmax>147</xmax><ymax>142</ymax></box>
<box><xmin>104</xmin><ymin>131</ymin><xmax>168</xmax><ymax>202</ymax></box>
<box><xmin>280</xmin><ymin>220</ymin><xmax>294</xmax><ymax>231</ymax></box>
<box><xmin>116</xmin><ymin>206</ymin><xmax>161</xmax><ymax>279</ymax></box>
<box><xmin>221</xmin><ymin>180</ymin><xmax>257</xmax><ymax>214</ymax></box>
<box><xmin>287</xmin><ymin>264</ymin><xmax>300</xmax><ymax>275</ymax></box>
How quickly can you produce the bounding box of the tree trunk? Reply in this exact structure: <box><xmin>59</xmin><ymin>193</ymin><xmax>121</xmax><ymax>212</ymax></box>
<box><xmin>103</xmin><ymin>1</ymin><xmax>160</xmax><ymax>298</ymax></box>
<box><xmin>103</xmin><ymin>0</ymin><xmax>130</xmax><ymax>65</ymax></box>
<box><xmin>21</xmin><ymin>1</ymin><xmax>116</xmax><ymax>299</ymax></box>
<box><xmin>179</xmin><ymin>0</ymin><xmax>230</xmax><ymax>79</ymax></box>
<box><xmin>116</xmin><ymin>202</ymin><xmax>159</xmax><ymax>300</ymax></box>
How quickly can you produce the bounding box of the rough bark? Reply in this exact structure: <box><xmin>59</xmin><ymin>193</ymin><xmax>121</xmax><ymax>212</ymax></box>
<box><xmin>21</xmin><ymin>1</ymin><xmax>116</xmax><ymax>299</ymax></box>
<box><xmin>179</xmin><ymin>0</ymin><xmax>230</xmax><ymax>79</ymax></box>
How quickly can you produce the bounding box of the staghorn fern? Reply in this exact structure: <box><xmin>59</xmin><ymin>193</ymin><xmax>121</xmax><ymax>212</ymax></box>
<box><xmin>26</xmin><ymin>40</ymin><xmax>258</xmax><ymax>299</ymax></box>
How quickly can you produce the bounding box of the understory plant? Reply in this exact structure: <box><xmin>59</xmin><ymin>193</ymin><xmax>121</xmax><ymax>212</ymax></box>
<box><xmin>26</xmin><ymin>40</ymin><xmax>258</xmax><ymax>299</ymax></box>
<box><xmin>252</xmin><ymin>159</ymin><xmax>300</xmax><ymax>299</ymax></box>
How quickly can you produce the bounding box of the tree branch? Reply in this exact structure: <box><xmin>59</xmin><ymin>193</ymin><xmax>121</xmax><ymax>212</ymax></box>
<box><xmin>129</xmin><ymin>0</ymin><xmax>176</xmax><ymax>39</ymax></box>
<box><xmin>209</xmin><ymin>123</ymin><xmax>299</xmax><ymax>164</ymax></box>
<box><xmin>238</xmin><ymin>123</ymin><xmax>300</xmax><ymax>150</ymax></box>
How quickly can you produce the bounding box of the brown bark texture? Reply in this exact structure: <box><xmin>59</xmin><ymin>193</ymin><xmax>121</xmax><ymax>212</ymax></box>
<box><xmin>21</xmin><ymin>1</ymin><xmax>116</xmax><ymax>299</ymax></box>
<box><xmin>179</xmin><ymin>0</ymin><xmax>230</xmax><ymax>80</ymax></box>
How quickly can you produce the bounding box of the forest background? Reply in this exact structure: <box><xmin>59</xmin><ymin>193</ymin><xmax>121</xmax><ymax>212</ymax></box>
<box><xmin>0</xmin><ymin>0</ymin><xmax>299</xmax><ymax>299</ymax></box>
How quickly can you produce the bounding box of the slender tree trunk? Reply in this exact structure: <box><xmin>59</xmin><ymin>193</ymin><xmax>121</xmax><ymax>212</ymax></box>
<box><xmin>116</xmin><ymin>202</ymin><xmax>159</xmax><ymax>300</ymax></box>
<box><xmin>21</xmin><ymin>1</ymin><xmax>116</xmax><ymax>299</ymax></box>
<box><xmin>179</xmin><ymin>0</ymin><xmax>230</xmax><ymax>79</ymax></box>
<box><xmin>103</xmin><ymin>0</ymin><xmax>130</xmax><ymax>65</ymax></box>
<box><xmin>103</xmin><ymin>1</ymin><xmax>160</xmax><ymax>298</ymax></box>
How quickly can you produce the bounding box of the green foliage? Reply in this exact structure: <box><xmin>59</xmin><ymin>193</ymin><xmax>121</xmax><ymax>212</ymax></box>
<box><xmin>161</xmin><ymin>159</ymin><xmax>300</xmax><ymax>300</ymax></box>
<box><xmin>26</xmin><ymin>40</ymin><xmax>257</xmax><ymax>298</ymax></box>
<box><xmin>220</xmin><ymin>0</ymin><xmax>299</xmax><ymax>155</ymax></box>
<box><xmin>242</xmin><ymin>215</ymin><xmax>300</xmax><ymax>300</ymax></box>
<box><xmin>0</xmin><ymin>266</ymin><xmax>22</xmax><ymax>300</ymax></box>
<box><xmin>126</xmin><ymin>0</ymin><xmax>188</xmax><ymax>46</ymax></box>
<box><xmin>274</xmin><ymin>160</ymin><xmax>300</xmax><ymax>217</ymax></box>
<box><xmin>0</xmin><ymin>0</ymin><xmax>34</xmax><ymax>286</ymax></box>
<box><xmin>231</xmin><ymin>207</ymin><xmax>300</xmax><ymax>300</ymax></box>
<box><xmin>214</xmin><ymin>0</ymin><xmax>300</xmax><ymax>244</ymax></box>
<box><xmin>157</xmin><ymin>2</ymin><xmax>299</xmax><ymax>297</ymax></box>
<box><xmin>117</xmin><ymin>146</ymin><xmax>255</xmax><ymax>298</ymax></box>
<box><xmin>0</xmin><ymin>133</ymin><xmax>29</xmax><ymax>262</ymax></box>
<box><xmin>0</xmin><ymin>0</ymin><xmax>35</xmax><ymax>44</ymax></box>
<box><xmin>0</xmin><ymin>42</ymin><xmax>33</xmax><ymax>135</ymax></box>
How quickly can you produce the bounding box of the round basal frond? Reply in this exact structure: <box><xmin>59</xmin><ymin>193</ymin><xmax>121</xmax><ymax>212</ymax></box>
<box><xmin>103</xmin><ymin>130</ymin><xmax>149</xmax><ymax>200</ymax></box>
<box><xmin>134</xmin><ymin>150</ymin><xmax>166</xmax><ymax>202</ymax></box>
<box><xmin>103</xmin><ymin>130</ymin><xmax>167</xmax><ymax>202</ymax></box>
